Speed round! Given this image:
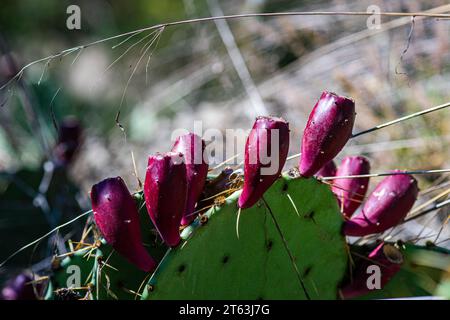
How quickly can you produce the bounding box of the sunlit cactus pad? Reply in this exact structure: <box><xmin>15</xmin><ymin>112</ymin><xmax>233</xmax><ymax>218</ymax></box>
<box><xmin>142</xmin><ymin>173</ymin><xmax>347</xmax><ymax>300</ymax></box>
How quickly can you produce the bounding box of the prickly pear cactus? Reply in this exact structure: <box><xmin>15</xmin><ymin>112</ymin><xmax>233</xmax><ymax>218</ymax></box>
<box><xmin>43</xmin><ymin>172</ymin><xmax>450</xmax><ymax>300</ymax></box>
<box><xmin>142</xmin><ymin>173</ymin><xmax>347</xmax><ymax>300</ymax></box>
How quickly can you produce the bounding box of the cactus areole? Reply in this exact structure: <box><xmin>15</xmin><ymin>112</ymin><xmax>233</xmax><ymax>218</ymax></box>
<box><xmin>144</xmin><ymin>152</ymin><xmax>187</xmax><ymax>247</ymax></box>
<box><xmin>171</xmin><ymin>133</ymin><xmax>208</xmax><ymax>226</ymax></box>
<box><xmin>344</xmin><ymin>171</ymin><xmax>419</xmax><ymax>236</ymax></box>
<box><xmin>90</xmin><ymin>177</ymin><xmax>156</xmax><ymax>272</ymax></box>
<box><xmin>332</xmin><ymin>156</ymin><xmax>370</xmax><ymax>217</ymax></box>
<box><xmin>238</xmin><ymin>116</ymin><xmax>290</xmax><ymax>209</ymax></box>
<box><xmin>299</xmin><ymin>91</ymin><xmax>355</xmax><ymax>178</ymax></box>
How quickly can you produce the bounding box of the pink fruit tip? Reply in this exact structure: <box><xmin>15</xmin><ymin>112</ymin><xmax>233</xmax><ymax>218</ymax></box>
<box><xmin>255</xmin><ymin>115</ymin><xmax>289</xmax><ymax>124</ymax></box>
<box><xmin>323</xmin><ymin>91</ymin><xmax>354</xmax><ymax>103</ymax></box>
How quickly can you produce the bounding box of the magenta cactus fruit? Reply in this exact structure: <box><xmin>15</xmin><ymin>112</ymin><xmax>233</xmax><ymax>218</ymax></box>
<box><xmin>144</xmin><ymin>152</ymin><xmax>187</xmax><ymax>247</ymax></box>
<box><xmin>171</xmin><ymin>133</ymin><xmax>208</xmax><ymax>226</ymax></box>
<box><xmin>314</xmin><ymin>160</ymin><xmax>337</xmax><ymax>179</ymax></box>
<box><xmin>344</xmin><ymin>171</ymin><xmax>419</xmax><ymax>236</ymax></box>
<box><xmin>341</xmin><ymin>242</ymin><xmax>403</xmax><ymax>299</ymax></box>
<box><xmin>238</xmin><ymin>116</ymin><xmax>290</xmax><ymax>209</ymax></box>
<box><xmin>332</xmin><ymin>156</ymin><xmax>370</xmax><ymax>217</ymax></box>
<box><xmin>299</xmin><ymin>91</ymin><xmax>355</xmax><ymax>178</ymax></box>
<box><xmin>90</xmin><ymin>177</ymin><xmax>156</xmax><ymax>272</ymax></box>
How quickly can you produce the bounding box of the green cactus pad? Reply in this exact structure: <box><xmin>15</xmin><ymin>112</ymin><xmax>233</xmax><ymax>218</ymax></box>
<box><xmin>142</xmin><ymin>174</ymin><xmax>347</xmax><ymax>300</ymax></box>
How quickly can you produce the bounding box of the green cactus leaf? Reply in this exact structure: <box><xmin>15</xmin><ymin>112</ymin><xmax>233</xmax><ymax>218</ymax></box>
<box><xmin>142</xmin><ymin>174</ymin><xmax>347</xmax><ymax>300</ymax></box>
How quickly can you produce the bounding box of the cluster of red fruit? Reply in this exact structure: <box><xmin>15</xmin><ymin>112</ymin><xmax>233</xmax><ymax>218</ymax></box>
<box><xmin>90</xmin><ymin>91</ymin><xmax>418</xmax><ymax>273</ymax></box>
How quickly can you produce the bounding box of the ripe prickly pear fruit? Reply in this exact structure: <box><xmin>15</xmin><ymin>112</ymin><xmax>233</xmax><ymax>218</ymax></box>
<box><xmin>343</xmin><ymin>171</ymin><xmax>418</xmax><ymax>236</ymax></box>
<box><xmin>238</xmin><ymin>116</ymin><xmax>289</xmax><ymax>209</ymax></box>
<box><xmin>144</xmin><ymin>152</ymin><xmax>187</xmax><ymax>247</ymax></box>
<box><xmin>314</xmin><ymin>160</ymin><xmax>337</xmax><ymax>179</ymax></box>
<box><xmin>299</xmin><ymin>91</ymin><xmax>355</xmax><ymax>178</ymax></box>
<box><xmin>341</xmin><ymin>242</ymin><xmax>403</xmax><ymax>299</ymax></box>
<box><xmin>171</xmin><ymin>133</ymin><xmax>208</xmax><ymax>226</ymax></box>
<box><xmin>90</xmin><ymin>177</ymin><xmax>156</xmax><ymax>272</ymax></box>
<box><xmin>1</xmin><ymin>273</ymin><xmax>41</xmax><ymax>300</ymax></box>
<box><xmin>332</xmin><ymin>156</ymin><xmax>370</xmax><ymax>218</ymax></box>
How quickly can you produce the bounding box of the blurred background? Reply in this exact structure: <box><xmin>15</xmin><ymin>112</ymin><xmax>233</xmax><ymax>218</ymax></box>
<box><xmin>0</xmin><ymin>0</ymin><xmax>449</xmax><ymax>282</ymax></box>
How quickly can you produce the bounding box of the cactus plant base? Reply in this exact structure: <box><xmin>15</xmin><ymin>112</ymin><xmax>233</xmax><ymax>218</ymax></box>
<box><xmin>142</xmin><ymin>173</ymin><xmax>347</xmax><ymax>300</ymax></box>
